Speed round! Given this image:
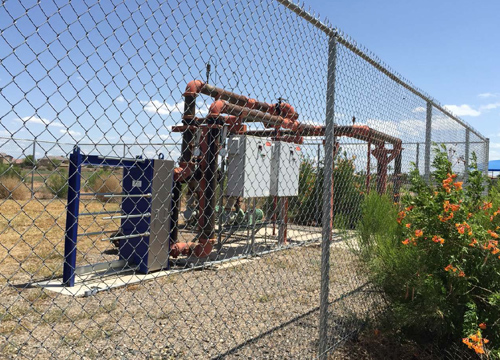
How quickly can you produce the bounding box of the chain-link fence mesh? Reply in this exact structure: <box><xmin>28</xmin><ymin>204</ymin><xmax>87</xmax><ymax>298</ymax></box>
<box><xmin>0</xmin><ymin>0</ymin><xmax>489</xmax><ymax>358</ymax></box>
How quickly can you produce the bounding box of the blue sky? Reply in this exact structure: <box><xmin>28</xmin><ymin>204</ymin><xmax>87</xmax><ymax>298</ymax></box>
<box><xmin>307</xmin><ymin>0</ymin><xmax>500</xmax><ymax>159</ymax></box>
<box><xmin>0</xmin><ymin>0</ymin><xmax>497</xmax><ymax>166</ymax></box>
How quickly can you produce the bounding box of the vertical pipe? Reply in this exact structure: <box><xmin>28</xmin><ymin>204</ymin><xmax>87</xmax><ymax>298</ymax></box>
<box><xmin>464</xmin><ymin>129</ymin><xmax>470</xmax><ymax>182</ymax></box>
<box><xmin>319</xmin><ymin>34</ymin><xmax>337</xmax><ymax>360</ymax></box>
<box><xmin>250</xmin><ymin>197</ymin><xmax>257</xmax><ymax>254</ymax></box>
<box><xmin>199</xmin><ymin>126</ymin><xmax>220</xmax><ymax>241</ymax></box>
<box><xmin>63</xmin><ymin>146</ymin><xmax>83</xmax><ymax>287</ymax></box>
<box><xmin>393</xmin><ymin>150</ymin><xmax>402</xmax><ymax>203</ymax></box>
<box><xmin>216</xmin><ymin>152</ymin><xmax>227</xmax><ymax>251</ymax></box>
<box><xmin>169</xmin><ymin>180</ymin><xmax>182</xmax><ymax>246</ymax></box>
<box><xmin>31</xmin><ymin>137</ymin><xmax>36</xmax><ymax>199</ymax></box>
<box><xmin>181</xmin><ymin>95</ymin><xmax>197</xmax><ymax>163</ymax></box>
<box><xmin>376</xmin><ymin>158</ymin><xmax>386</xmax><ymax>195</ymax></box>
<box><xmin>424</xmin><ymin>102</ymin><xmax>432</xmax><ymax>183</ymax></box>
<box><xmin>278</xmin><ymin>197</ymin><xmax>284</xmax><ymax>246</ymax></box>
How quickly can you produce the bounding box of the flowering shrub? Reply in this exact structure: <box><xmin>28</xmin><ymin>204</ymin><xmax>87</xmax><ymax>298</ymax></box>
<box><xmin>359</xmin><ymin>145</ymin><xmax>500</xmax><ymax>357</ymax></box>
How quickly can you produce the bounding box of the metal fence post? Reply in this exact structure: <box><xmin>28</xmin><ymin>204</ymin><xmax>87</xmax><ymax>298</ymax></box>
<box><xmin>31</xmin><ymin>137</ymin><xmax>36</xmax><ymax>198</ymax></box>
<box><xmin>424</xmin><ymin>102</ymin><xmax>432</xmax><ymax>182</ymax></box>
<box><xmin>319</xmin><ymin>33</ymin><xmax>337</xmax><ymax>360</ymax></box>
<box><xmin>485</xmin><ymin>138</ymin><xmax>490</xmax><ymax>177</ymax></box>
<box><xmin>415</xmin><ymin>142</ymin><xmax>420</xmax><ymax>170</ymax></box>
<box><xmin>464</xmin><ymin>129</ymin><xmax>470</xmax><ymax>182</ymax></box>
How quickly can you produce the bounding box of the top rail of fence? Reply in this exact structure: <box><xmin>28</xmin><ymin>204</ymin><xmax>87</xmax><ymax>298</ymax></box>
<box><xmin>276</xmin><ymin>0</ymin><xmax>487</xmax><ymax>142</ymax></box>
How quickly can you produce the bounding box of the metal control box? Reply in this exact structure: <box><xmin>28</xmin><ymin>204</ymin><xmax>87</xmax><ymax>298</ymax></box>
<box><xmin>119</xmin><ymin>159</ymin><xmax>175</xmax><ymax>273</ymax></box>
<box><xmin>225</xmin><ymin>135</ymin><xmax>272</xmax><ymax>198</ymax></box>
<box><xmin>270</xmin><ymin>141</ymin><xmax>301</xmax><ymax>197</ymax></box>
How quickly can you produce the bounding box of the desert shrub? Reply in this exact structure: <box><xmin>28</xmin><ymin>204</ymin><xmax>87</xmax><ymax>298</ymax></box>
<box><xmin>0</xmin><ymin>176</ymin><xmax>30</xmax><ymax>200</ymax></box>
<box><xmin>46</xmin><ymin>172</ymin><xmax>68</xmax><ymax>198</ymax></box>
<box><xmin>358</xmin><ymin>144</ymin><xmax>500</xmax><ymax>357</ymax></box>
<box><xmin>22</xmin><ymin>155</ymin><xmax>36</xmax><ymax>168</ymax></box>
<box><xmin>46</xmin><ymin>159</ymin><xmax>62</xmax><ymax>171</ymax></box>
<box><xmin>89</xmin><ymin>173</ymin><xmax>122</xmax><ymax>202</ymax></box>
<box><xmin>0</xmin><ymin>163</ymin><xmax>24</xmax><ymax>179</ymax></box>
<box><xmin>86</xmin><ymin>169</ymin><xmax>110</xmax><ymax>190</ymax></box>
<box><xmin>356</xmin><ymin>192</ymin><xmax>399</xmax><ymax>260</ymax></box>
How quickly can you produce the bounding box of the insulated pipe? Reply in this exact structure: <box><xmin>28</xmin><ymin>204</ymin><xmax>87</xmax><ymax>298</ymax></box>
<box><xmin>170</xmin><ymin>126</ymin><xmax>220</xmax><ymax>258</ymax></box>
<box><xmin>184</xmin><ymin>80</ymin><xmax>299</xmax><ymax>120</ymax></box>
<box><xmin>371</xmin><ymin>143</ymin><xmax>402</xmax><ymax>195</ymax></box>
<box><xmin>169</xmin><ymin>180</ymin><xmax>182</xmax><ymax>245</ymax></box>
<box><xmin>209</xmin><ymin>100</ymin><xmax>321</xmax><ymax>134</ymax></box>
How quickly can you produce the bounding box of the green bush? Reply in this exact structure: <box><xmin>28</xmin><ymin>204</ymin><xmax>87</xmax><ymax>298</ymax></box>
<box><xmin>289</xmin><ymin>152</ymin><xmax>364</xmax><ymax>228</ymax></box>
<box><xmin>86</xmin><ymin>169</ymin><xmax>110</xmax><ymax>190</ymax></box>
<box><xmin>358</xmin><ymin>144</ymin><xmax>500</xmax><ymax>356</ymax></box>
<box><xmin>46</xmin><ymin>172</ymin><xmax>68</xmax><ymax>198</ymax></box>
<box><xmin>22</xmin><ymin>155</ymin><xmax>36</xmax><ymax>168</ymax></box>
<box><xmin>0</xmin><ymin>163</ymin><xmax>23</xmax><ymax>179</ymax></box>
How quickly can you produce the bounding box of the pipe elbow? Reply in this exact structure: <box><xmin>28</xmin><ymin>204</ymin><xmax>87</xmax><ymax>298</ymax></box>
<box><xmin>183</xmin><ymin>80</ymin><xmax>205</xmax><ymax>97</ymax></box>
<box><xmin>169</xmin><ymin>238</ymin><xmax>215</xmax><ymax>258</ymax></box>
<box><xmin>280</xmin><ymin>103</ymin><xmax>298</xmax><ymax>120</ymax></box>
<box><xmin>192</xmin><ymin>237</ymin><xmax>215</xmax><ymax>258</ymax></box>
<box><xmin>174</xmin><ymin>162</ymin><xmax>194</xmax><ymax>182</ymax></box>
<box><xmin>208</xmin><ymin>100</ymin><xmax>226</xmax><ymax>117</ymax></box>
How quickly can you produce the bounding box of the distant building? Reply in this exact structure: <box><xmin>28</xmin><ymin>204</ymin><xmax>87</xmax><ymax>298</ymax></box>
<box><xmin>13</xmin><ymin>159</ymin><xmax>23</xmax><ymax>165</ymax></box>
<box><xmin>38</xmin><ymin>155</ymin><xmax>69</xmax><ymax>168</ymax></box>
<box><xmin>0</xmin><ymin>153</ymin><xmax>13</xmax><ymax>164</ymax></box>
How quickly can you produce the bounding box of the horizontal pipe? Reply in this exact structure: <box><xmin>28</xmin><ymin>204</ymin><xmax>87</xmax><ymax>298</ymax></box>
<box><xmin>79</xmin><ymin>193</ymin><xmax>152</xmax><ymax>198</ymax></box>
<box><xmin>79</xmin><ymin>210</ymin><xmax>122</xmax><ymax>217</ymax></box>
<box><xmin>103</xmin><ymin>193</ymin><xmax>151</xmax><ymax>198</ymax></box>
<box><xmin>184</xmin><ymin>80</ymin><xmax>299</xmax><ymax>120</ymax></box>
<box><xmin>209</xmin><ymin>101</ymin><xmax>321</xmax><ymax>134</ymax></box>
<box><xmin>97</xmin><ymin>155</ymin><xmax>145</xmax><ymax>162</ymax></box>
<box><xmin>102</xmin><ymin>213</ymin><xmax>151</xmax><ymax>220</ymax></box>
<box><xmin>77</xmin><ymin>230</ymin><xmax>118</xmax><ymax>237</ymax></box>
<box><xmin>100</xmin><ymin>232</ymin><xmax>150</xmax><ymax>241</ymax></box>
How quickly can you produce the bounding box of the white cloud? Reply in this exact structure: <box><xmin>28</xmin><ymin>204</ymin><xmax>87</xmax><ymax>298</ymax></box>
<box><xmin>443</xmin><ymin>104</ymin><xmax>481</xmax><ymax>117</ymax></box>
<box><xmin>480</xmin><ymin>102</ymin><xmax>500</xmax><ymax>111</ymax></box>
<box><xmin>59</xmin><ymin>129</ymin><xmax>82</xmax><ymax>137</ymax></box>
<box><xmin>412</xmin><ymin>106</ymin><xmax>426</xmax><ymax>113</ymax></box>
<box><xmin>18</xmin><ymin>116</ymin><xmax>64</xmax><ymax>127</ymax></box>
<box><xmin>478</xmin><ymin>93</ymin><xmax>499</xmax><ymax>98</ymax></box>
<box><xmin>364</xmin><ymin>118</ymin><xmax>425</xmax><ymax>137</ymax></box>
<box><xmin>141</xmin><ymin>100</ymin><xmax>182</xmax><ymax>115</ymax></box>
<box><xmin>115</xmin><ymin>96</ymin><xmax>126</xmax><ymax>103</ymax></box>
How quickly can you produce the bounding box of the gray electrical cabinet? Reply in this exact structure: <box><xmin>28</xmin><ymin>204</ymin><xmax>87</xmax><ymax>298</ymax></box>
<box><xmin>225</xmin><ymin>135</ymin><xmax>272</xmax><ymax>198</ymax></box>
<box><xmin>147</xmin><ymin>159</ymin><xmax>175</xmax><ymax>271</ymax></box>
<box><xmin>270</xmin><ymin>141</ymin><xmax>301</xmax><ymax>197</ymax></box>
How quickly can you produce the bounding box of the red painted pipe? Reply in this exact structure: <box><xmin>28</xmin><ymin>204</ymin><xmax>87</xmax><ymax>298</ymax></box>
<box><xmin>208</xmin><ymin>100</ymin><xmax>322</xmax><ymax>135</ymax></box>
<box><xmin>184</xmin><ymin>80</ymin><xmax>299</xmax><ymax>120</ymax></box>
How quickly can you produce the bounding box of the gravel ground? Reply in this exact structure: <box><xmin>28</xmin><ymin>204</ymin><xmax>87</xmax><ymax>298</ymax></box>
<box><xmin>0</xmin><ymin>243</ymin><xmax>382</xmax><ymax>359</ymax></box>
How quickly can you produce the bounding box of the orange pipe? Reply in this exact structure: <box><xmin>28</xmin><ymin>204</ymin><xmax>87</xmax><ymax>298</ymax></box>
<box><xmin>184</xmin><ymin>80</ymin><xmax>299</xmax><ymax>120</ymax></box>
<box><xmin>208</xmin><ymin>100</ymin><xmax>321</xmax><ymax>135</ymax></box>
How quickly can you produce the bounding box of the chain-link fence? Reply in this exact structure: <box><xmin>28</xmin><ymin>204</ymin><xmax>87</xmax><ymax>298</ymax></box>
<box><xmin>0</xmin><ymin>0</ymin><xmax>489</xmax><ymax>358</ymax></box>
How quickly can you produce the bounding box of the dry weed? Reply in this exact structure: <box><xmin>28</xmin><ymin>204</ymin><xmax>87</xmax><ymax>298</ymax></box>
<box><xmin>91</xmin><ymin>175</ymin><xmax>122</xmax><ymax>202</ymax></box>
<box><xmin>0</xmin><ymin>177</ymin><xmax>30</xmax><ymax>200</ymax></box>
